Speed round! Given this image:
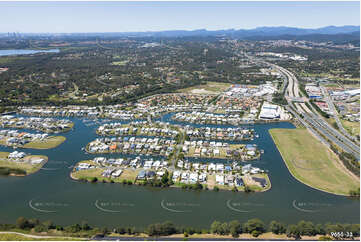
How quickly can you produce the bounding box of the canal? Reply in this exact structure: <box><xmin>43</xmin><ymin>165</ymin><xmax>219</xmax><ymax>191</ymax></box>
<box><xmin>0</xmin><ymin>113</ymin><xmax>359</xmax><ymax>228</ymax></box>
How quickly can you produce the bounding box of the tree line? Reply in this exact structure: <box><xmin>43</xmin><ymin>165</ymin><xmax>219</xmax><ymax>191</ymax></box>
<box><xmin>0</xmin><ymin>217</ymin><xmax>358</xmax><ymax>240</ymax></box>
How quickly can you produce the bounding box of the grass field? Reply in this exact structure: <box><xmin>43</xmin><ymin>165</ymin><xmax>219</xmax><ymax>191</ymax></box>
<box><xmin>0</xmin><ymin>152</ymin><xmax>48</xmax><ymax>175</ymax></box>
<box><xmin>71</xmin><ymin>161</ymin><xmax>139</xmax><ymax>183</ymax></box>
<box><xmin>177</xmin><ymin>82</ymin><xmax>231</xmax><ymax>94</ymax></box>
<box><xmin>0</xmin><ymin>233</ymin><xmax>85</xmax><ymax>241</ymax></box>
<box><xmin>111</xmin><ymin>60</ymin><xmax>128</xmax><ymax>66</ymax></box>
<box><xmin>23</xmin><ymin>136</ymin><xmax>66</xmax><ymax>149</ymax></box>
<box><xmin>269</xmin><ymin>128</ymin><xmax>359</xmax><ymax>196</ymax></box>
<box><xmin>206</xmin><ymin>173</ymin><xmax>270</xmax><ymax>192</ymax></box>
<box><xmin>341</xmin><ymin>119</ymin><xmax>360</xmax><ymax>136</ymax></box>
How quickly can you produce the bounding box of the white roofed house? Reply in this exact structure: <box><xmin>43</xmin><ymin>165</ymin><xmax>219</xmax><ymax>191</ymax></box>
<box><xmin>216</xmin><ymin>174</ymin><xmax>224</xmax><ymax>185</ymax></box>
<box><xmin>8</xmin><ymin>151</ymin><xmax>26</xmax><ymax>159</ymax></box>
<box><xmin>213</xmin><ymin>148</ymin><xmax>220</xmax><ymax>156</ymax></box>
<box><xmin>242</xmin><ymin>164</ymin><xmax>252</xmax><ymax>174</ymax></box>
<box><xmin>199</xmin><ymin>173</ymin><xmax>207</xmax><ymax>183</ymax></box>
<box><xmin>78</xmin><ymin>163</ymin><xmax>91</xmax><ymax>170</ymax></box>
<box><xmin>216</xmin><ymin>163</ymin><xmax>224</xmax><ymax>172</ymax></box>
<box><xmin>172</xmin><ymin>170</ymin><xmax>181</xmax><ymax>181</ymax></box>
<box><xmin>112</xmin><ymin>169</ymin><xmax>123</xmax><ymax>177</ymax></box>
<box><xmin>189</xmin><ymin>172</ymin><xmax>198</xmax><ymax>183</ymax></box>
<box><xmin>181</xmin><ymin>172</ymin><xmax>189</xmax><ymax>183</ymax></box>
<box><xmin>208</xmin><ymin>163</ymin><xmax>216</xmax><ymax>172</ymax></box>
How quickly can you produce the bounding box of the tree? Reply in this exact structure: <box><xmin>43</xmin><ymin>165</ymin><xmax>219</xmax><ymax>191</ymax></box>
<box><xmin>219</xmin><ymin>222</ymin><xmax>229</xmax><ymax>235</ymax></box>
<box><xmin>315</xmin><ymin>224</ymin><xmax>326</xmax><ymax>235</ymax></box>
<box><xmin>229</xmin><ymin>220</ymin><xmax>241</xmax><ymax>238</ymax></box>
<box><xmin>194</xmin><ymin>182</ymin><xmax>203</xmax><ymax>190</ymax></box>
<box><xmin>349</xmin><ymin>224</ymin><xmax>360</xmax><ymax>237</ymax></box>
<box><xmin>146</xmin><ymin>221</ymin><xmax>176</xmax><ymax>236</ymax></box>
<box><xmin>286</xmin><ymin>224</ymin><xmax>301</xmax><ymax>240</ymax></box>
<box><xmin>243</xmin><ymin>219</ymin><xmax>265</xmax><ymax>237</ymax></box>
<box><xmin>100</xmin><ymin>227</ymin><xmax>109</xmax><ymax>236</ymax></box>
<box><xmin>28</xmin><ymin>218</ymin><xmax>40</xmax><ymax>228</ymax></box>
<box><xmin>269</xmin><ymin>221</ymin><xmax>286</xmax><ymax>234</ymax></box>
<box><xmin>210</xmin><ymin>221</ymin><xmax>222</xmax><ymax>234</ymax></box>
<box><xmin>16</xmin><ymin>217</ymin><xmax>29</xmax><ymax>229</ymax></box>
<box><xmin>297</xmin><ymin>220</ymin><xmax>316</xmax><ymax>236</ymax></box>
<box><xmin>80</xmin><ymin>221</ymin><xmax>91</xmax><ymax>231</ymax></box>
<box><xmin>126</xmin><ymin>226</ymin><xmax>136</xmax><ymax>235</ymax></box>
<box><xmin>34</xmin><ymin>224</ymin><xmax>47</xmax><ymax>232</ymax></box>
<box><xmin>43</xmin><ymin>220</ymin><xmax>55</xmax><ymax>230</ymax></box>
<box><xmin>161</xmin><ymin>221</ymin><xmax>176</xmax><ymax>235</ymax></box>
<box><xmin>161</xmin><ymin>170</ymin><xmax>169</xmax><ymax>185</ymax></box>
<box><xmin>325</xmin><ymin>223</ymin><xmax>344</xmax><ymax>235</ymax></box>
<box><xmin>244</xmin><ymin>185</ymin><xmax>252</xmax><ymax>193</ymax></box>
<box><xmin>65</xmin><ymin>224</ymin><xmax>81</xmax><ymax>233</ymax></box>
<box><xmin>115</xmin><ymin>227</ymin><xmax>126</xmax><ymax>234</ymax></box>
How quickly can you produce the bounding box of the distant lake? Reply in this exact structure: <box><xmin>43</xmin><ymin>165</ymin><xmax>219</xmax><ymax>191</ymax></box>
<box><xmin>0</xmin><ymin>49</ymin><xmax>59</xmax><ymax>56</ymax></box>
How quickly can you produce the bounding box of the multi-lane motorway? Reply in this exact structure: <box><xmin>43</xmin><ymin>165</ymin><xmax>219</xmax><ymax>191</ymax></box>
<box><xmin>248</xmin><ymin>54</ymin><xmax>360</xmax><ymax>160</ymax></box>
<box><xmin>321</xmin><ymin>86</ymin><xmax>360</xmax><ymax>144</ymax></box>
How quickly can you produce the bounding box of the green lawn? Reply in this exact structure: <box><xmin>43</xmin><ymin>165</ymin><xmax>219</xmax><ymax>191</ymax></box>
<box><xmin>341</xmin><ymin>120</ymin><xmax>360</xmax><ymax>136</ymax></box>
<box><xmin>269</xmin><ymin>128</ymin><xmax>359</xmax><ymax>196</ymax></box>
<box><xmin>177</xmin><ymin>82</ymin><xmax>231</xmax><ymax>94</ymax></box>
<box><xmin>23</xmin><ymin>136</ymin><xmax>66</xmax><ymax>149</ymax></box>
<box><xmin>0</xmin><ymin>233</ymin><xmax>85</xmax><ymax>241</ymax></box>
<box><xmin>0</xmin><ymin>152</ymin><xmax>48</xmax><ymax>175</ymax></box>
<box><xmin>71</xmin><ymin>161</ymin><xmax>139</xmax><ymax>183</ymax></box>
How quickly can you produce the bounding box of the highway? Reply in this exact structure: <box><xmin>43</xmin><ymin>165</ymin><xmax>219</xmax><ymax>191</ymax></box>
<box><xmin>246</xmin><ymin>53</ymin><xmax>360</xmax><ymax>160</ymax></box>
<box><xmin>320</xmin><ymin>85</ymin><xmax>359</xmax><ymax>144</ymax></box>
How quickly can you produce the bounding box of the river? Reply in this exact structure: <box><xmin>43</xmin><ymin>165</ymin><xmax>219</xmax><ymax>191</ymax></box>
<box><xmin>0</xmin><ymin>113</ymin><xmax>359</xmax><ymax>228</ymax></box>
<box><xmin>0</xmin><ymin>49</ymin><xmax>59</xmax><ymax>57</ymax></box>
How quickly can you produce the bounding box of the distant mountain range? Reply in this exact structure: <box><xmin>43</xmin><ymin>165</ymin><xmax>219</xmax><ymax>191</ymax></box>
<box><xmin>2</xmin><ymin>26</ymin><xmax>360</xmax><ymax>43</ymax></box>
<box><xmin>140</xmin><ymin>25</ymin><xmax>360</xmax><ymax>38</ymax></box>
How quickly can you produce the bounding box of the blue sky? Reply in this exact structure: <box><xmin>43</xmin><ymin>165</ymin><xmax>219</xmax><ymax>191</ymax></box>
<box><xmin>1</xmin><ymin>1</ymin><xmax>359</xmax><ymax>33</ymax></box>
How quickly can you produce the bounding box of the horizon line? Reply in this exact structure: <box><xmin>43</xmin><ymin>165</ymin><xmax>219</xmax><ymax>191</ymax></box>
<box><xmin>1</xmin><ymin>24</ymin><xmax>360</xmax><ymax>35</ymax></box>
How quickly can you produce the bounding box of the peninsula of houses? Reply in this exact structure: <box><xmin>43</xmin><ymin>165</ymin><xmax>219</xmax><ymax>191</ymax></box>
<box><xmin>0</xmin><ymin>151</ymin><xmax>48</xmax><ymax>176</ymax></box>
<box><xmin>0</xmin><ymin>129</ymin><xmax>66</xmax><ymax>149</ymax></box>
<box><xmin>71</xmin><ymin>156</ymin><xmax>270</xmax><ymax>192</ymax></box>
<box><xmin>0</xmin><ymin>115</ymin><xmax>74</xmax><ymax>133</ymax></box>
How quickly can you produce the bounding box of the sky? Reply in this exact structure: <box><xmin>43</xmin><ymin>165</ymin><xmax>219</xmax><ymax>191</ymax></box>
<box><xmin>0</xmin><ymin>1</ymin><xmax>359</xmax><ymax>33</ymax></box>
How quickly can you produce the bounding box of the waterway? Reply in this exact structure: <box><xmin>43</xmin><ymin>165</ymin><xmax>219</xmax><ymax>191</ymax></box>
<box><xmin>0</xmin><ymin>49</ymin><xmax>59</xmax><ymax>56</ymax></box>
<box><xmin>0</xmin><ymin>113</ymin><xmax>359</xmax><ymax>228</ymax></box>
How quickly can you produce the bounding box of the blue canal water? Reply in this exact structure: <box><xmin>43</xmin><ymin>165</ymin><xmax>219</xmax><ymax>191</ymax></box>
<box><xmin>0</xmin><ymin>113</ymin><xmax>359</xmax><ymax>228</ymax></box>
<box><xmin>0</xmin><ymin>49</ymin><xmax>59</xmax><ymax>56</ymax></box>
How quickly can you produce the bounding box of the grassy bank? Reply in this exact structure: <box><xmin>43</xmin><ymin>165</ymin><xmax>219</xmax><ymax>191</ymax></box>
<box><xmin>269</xmin><ymin>128</ymin><xmax>359</xmax><ymax>196</ymax></box>
<box><xmin>341</xmin><ymin>119</ymin><xmax>360</xmax><ymax>136</ymax></box>
<box><xmin>0</xmin><ymin>233</ymin><xmax>83</xmax><ymax>241</ymax></box>
<box><xmin>23</xmin><ymin>136</ymin><xmax>66</xmax><ymax>149</ymax></box>
<box><xmin>0</xmin><ymin>152</ymin><xmax>48</xmax><ymax>176</ymax></box>
<box><xmin>70</xmin><ymin>161</ymin><xmax>139</xmax><ymax>183</ymax></box>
